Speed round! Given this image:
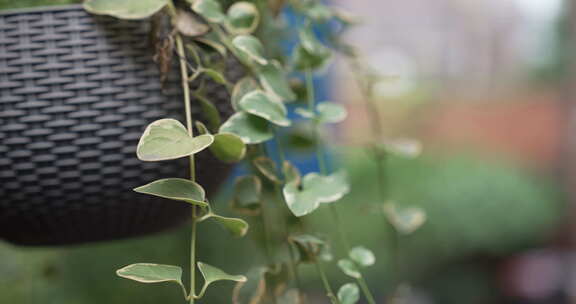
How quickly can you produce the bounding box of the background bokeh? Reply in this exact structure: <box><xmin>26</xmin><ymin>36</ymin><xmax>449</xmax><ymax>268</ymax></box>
<box><xmin>1</xmin><ymin>0</ymin><xmax>575</xmax><ymax>303</ymax></box>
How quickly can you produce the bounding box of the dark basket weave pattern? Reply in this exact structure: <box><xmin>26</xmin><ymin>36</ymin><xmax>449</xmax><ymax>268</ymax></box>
<box><xmin>0</xmin><ymin>5</ymin><xmax>235</xmax><ymax>245</ymax></box>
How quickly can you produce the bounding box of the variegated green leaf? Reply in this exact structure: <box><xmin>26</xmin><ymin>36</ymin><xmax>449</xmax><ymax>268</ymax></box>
<box><xmin>134</xmin><ymin>178</ymin><xmax>207</xmax><ymax>207</ymax></box>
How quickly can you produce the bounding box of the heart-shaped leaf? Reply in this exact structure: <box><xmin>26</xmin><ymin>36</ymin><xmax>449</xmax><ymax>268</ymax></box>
<box><xmin>226</xmin><ymin>2</ymin><xmax>260</xmax><ymax>35</ymax></box>
<box><xmin>220</xmin><ymin>112</ymin><xmax>273</xmax><ymax>144</ymax></box>
<box><xmin>383</xmin><ymin>202</ymin><xmax>427</xmax><ymax>235</ymax></box>
<box><xmin>134</xmin><ymin>178</ymin><xmax>207</xmax><ymax>207</ymax></box>
<box><xmin>232</xmin><ymin>35</ymin><xmax>268</xmax><ymax>66</ymax></box>
<box><xmin>239</xmin><ymin>91</ymin><xmax>291</xmax><ymax>127</ymax></box>
<box><xmin>210</xmin><ymin>133</ymin><xmax>246</xmax><ymax>163</ymax></box>
<box><xmin>232</xmin><ymin>267</ymin><xmax>267</xmax><ymax>304</ymax></box>
<box><xmin>137</xmin><ymin>119</ymin><xmax>214</xmax><ymax>161</ymax></box>
<box><xmin>337</xmin><ymin>283</ymin><xmax>360</xmax><ymax>304</ymax></box>
<box><xmin>197</xmin><ymin>262</ymin><xmax>247</xmax><ymax>297</ymax></box>
<box><xmin>206</xmin><ymin>214</ymin><xmax>249</xmax><ymax>237</ymax></box>
<box><xmin>289</xmin><ymin>234</ymin><xmax>326</xmax><ymax>263</ymax></box>
<box><xmin>232</xmin><ymin>77</ymin><xmax>260</xmax><ymax>111</ymax></box>
<box><xmin>253</xmin><ymin>157</ymin><xmax>281</xmax><ymax>184</ymax></box>
<box><xmin>337</xmin><ymin>259</ymin><xmax>361</xmax><ymax>279</ymax></box>
<box><xmin>317</xmin><ymin>102</ymin><xmax>347</xmax><ymax>124</ymax></box>
<box><xmin>349</xmin><ymin>246</ymin><xmax>375</xmax><ymax>267</ymax></box>
<box><xmin>283</xmin><ymin>171</ymin><xmax>350</xmax><ymax>217</ymax></box>
<box><xmin>84</xmin><ymin>0</ymin><xmax>167</xmax><ymax>20</ymax></box>
<box><xmin>191</xmin><ymin>0</ymin><xmax>226</xmax><ymax>23</ymax></box>
<box><xmin>232</xmin><ymin>175</ymin><xmax>262</xmax><ymax>215</ymax></box>
<box><xmin>258</xmin><ymin>61</ymin><xmax>296</xmax><ymax>102</ymax></box>
<box><xmin>293</xmin><ymin>44</ymin><xmax>332</xmax><ymax>71</ymax></box>
<box><xmin>294</xmin><ymin>108</ymin><xmax>315</xmax><ymax>119</ymax></box>
<box><xmin>116</xmin><ymin>263</ymin><xmax>187</xmax><ymax>297</ymax></box>
<box><xmin>175</xmin><ymin>11</ymin><xmax>210</xmax><ymax>37</ymax></box>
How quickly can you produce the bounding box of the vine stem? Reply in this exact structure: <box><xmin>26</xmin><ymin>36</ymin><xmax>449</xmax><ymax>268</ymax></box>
<box><xmin>169</xmin><ymin>2</ymin><xmax>198</xmax><ymax>302</ymax></box>
<box><xmin>305</xmin><ymin>67</ymin><xmax>377</xmax><ymax>304</ymax></box>
<box><xmin>315</xmin><ymin>259</ymin><xmax>340</xmax><ymax>304</ymax></box>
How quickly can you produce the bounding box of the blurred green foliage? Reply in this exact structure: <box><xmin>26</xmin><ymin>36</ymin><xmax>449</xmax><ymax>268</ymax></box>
<box><xmin>0</xmin><ymin>152</ymin><xmax>563</xmax><ymax>303</ymax></box>
<box><xmin>0</xmin><ymin>0</ymin><xmax>79</xmax><ymax>10</ymax></box>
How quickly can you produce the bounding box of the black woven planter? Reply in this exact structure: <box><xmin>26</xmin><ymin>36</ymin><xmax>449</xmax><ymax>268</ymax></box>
<box><xmin>0</xmin><ymin>5</ymin><xmax>236</xmax><ymax>245</ymax></box>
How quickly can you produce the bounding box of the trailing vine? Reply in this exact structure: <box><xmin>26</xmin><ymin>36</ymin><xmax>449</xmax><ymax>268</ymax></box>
<box><xmin>82</xmin><ymin>0</ymin><xmax>427</xmax><ymax>303</ymax></box>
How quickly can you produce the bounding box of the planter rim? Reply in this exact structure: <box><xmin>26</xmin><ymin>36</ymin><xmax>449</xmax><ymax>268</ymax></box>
<box><xmin>0</xmin><ymin>4</ymin><xmax>83</xmax><ymax>16</ymax></box>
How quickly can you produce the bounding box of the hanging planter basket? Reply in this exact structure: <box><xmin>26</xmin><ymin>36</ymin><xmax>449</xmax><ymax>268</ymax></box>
<box><xmin>0</xmin><ymin>5</ymin><xmax>237</xmax><ymax>246</ymax></box>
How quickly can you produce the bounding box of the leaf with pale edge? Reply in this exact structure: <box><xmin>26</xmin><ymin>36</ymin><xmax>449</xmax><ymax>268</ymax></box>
<box><xmin>175</xmin><ymin>11</ymin><xmax>209</xmax><ymax>37</ymax></box>
<box><xmin>253</xmin><ymin>157</ymin><xmax>281</xmax><ymax>184</ymax></box>
<box><xmin>383</xmin><ymin>202</ymin><xmax>426</xmax><ymax>235</ymax></box>
<box><xmin>197</xmin><ymin>262</ymin><xmax>247</xmax><ymax>297</ymax></box>
<box><xmin>283</xmin><ymin>171</ymin><xmax>350</xmax><ymax>217</ymax></box>
<box><xmin>232</xmin><ymin>77</ymin><xmax>260</xmax><ymax>111</ymax></box>
<box><xmin>338</xmin><ymin>283</ymin><xmax>360</xmax><ymax>304</ymax></box>
<box><xmin>220</xmin><ymin>112</ymin><xmax>273</xmax><ymax>144</ymax></box>
<box><xmin>226</xmin><ymin>2</ymin><xmax>260</xmax><ymax>35</ymax></box>
<box><xmin>338</xmin><ymin>259</ymin><xmax>361</xmax><ymax>279</ymax></box>
<box><xmin>134</xmin><ymin>178</ymin><xmax>207</xmax><ymax>207</ymax></box>
<box><xmin>239</xmin><ymin>90</ymin><xmax>291</xmax><ymax>127</ymax></box>
<box><xmin>84</xmin><ymin>0</ymin><xmax>167</xmax><ymax>20</ymax></box>
<box><xmin>317</xmin><ymin>102</ymin><xmax>347</xmax><ymax>123</ymax></box>
<box><xmin>206</xmin><ymin>214</ymin><xmax>249</xmax><ymax>237</ymax></box>
<box><xmin>349</xmin><ymin>246</ymin><xmax>375</xmax><ymax>267</ymax></box>
<box><xmin>258</xmin><ymin>61</ymin><xmax>296</xmax><ymax>102</ymax></box>
<box><xmin>191</xmin><ymin>0</ymin><xmax>226</xmax><ymax>23</ymax></box>
<box><xmin>289</xmin><ymin>234</ymin><xmax>326</xmax><ymax>263</ymax></box>
<box><xmin>137</xmin><ymin>119</ymin><xmax>213</xmax><ymax>161</ymax></box>
<box><xmin>116</xmin><ymin>263</ymin><xmax>186</xmax><ymax>298</ymax></box>
<box><xmin>232</xmin><ymin>35</ymin><xmax>268</xmax><ymax>66</ymax></box>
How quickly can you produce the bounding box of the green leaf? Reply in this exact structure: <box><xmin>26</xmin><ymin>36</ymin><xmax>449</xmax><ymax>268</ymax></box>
<box><xmin>116</xmin><ymin>263</ymin><xmax>186</xmax><ymax>298</ymax></box>
<box><xmin>191</xmin><ymin>0</ymin><xmax>226</xmax><ymax>23</ymax></box>
<box><xmin>194</xmin><ymin>37</ymin><xmax>228</xmax><ymax>57</ymax></box>
<box><xmin>197</xmin><ymin>262</ymin><xmax>247</xmax><ymax>297</ymax></box>
<box><xmin>294</xmin><ymin>108</ymin><xmax>315</xmax><ymax>119</ymax></box>
<box><xmin>338</xmin><ymin>259</ymin><xmax>361</xmax><ymax>279</ymax></box>
<box><xmin>282</xmin><ymin>161</ymin><xmax>301</xmax><ymax>185</ymax></box>
<box><xmin>84</xmin><ymin>0</ymin><xmax>167</xmax><ymax>20</ymax></box>
<box><xmin>258</xmin><ymin>61</ymin><xmax>296</xmax><ymax>102</ymax></box>
<box><xmin>137</xmin><ymin>119</ymin><xmax>214</xmax><ymax>161</ymax></box>
<box><xmin>207</xmin><ymin>214</ymin><xmax>249</xmax><ymax>237</ymax></box>
<box><xmin>253</xmin><ymin>156</ymin><xmax>281</xmax><ymax>184</ymax></box>
<box><xmin>232</xmin><ymin>267</ymin><xmax>267</xmax><ymax>304</ymax></box>
<box><xmin>289</xmin><ymin>234</ymin><xmax>326</xmax><ymax>263</ymax></box>
<box><xmin>195</xmin><ymin>94</ymin><xmax>222</xmax><ymax>132</ymax></box>
<box><xmin>232</xmin><ymin>77</ymin><xmax>260</xmax><ymax>111</ymax></box>
<box><xmin>220</xmin><ymin>112</ymin><xmax>273</xmax><ymax>144</ymax></box>
<box><xmin>174</xmin><ymin>11</ymin><xmax>210</xmax><ymax>37</ymax></box>
<box><xmin>239</xmin><ymin>90</ymin><xmax>291</xmax><ymax>127</ymax></box>
<box><xmin>195</xmin><ymin>121</ymin><xmax>210</xmax><ymax>135</ymax></box>
<box><xmin>210</xmin><ymin>133</ymin><xmax>246</xmax><ymax>163</ymax></box>
<box><xmin>302</xmin><ymin>2</ymin><xmax>333</xmax><ymax>21</ymax></box>
<box><xmin>232</xmin><ymin>175</ymin><xmax>262</xmax><ymax>215</ymax></box>
<box><xmin>226</xmin><ymin>2</ymin><xmax>260</xmax><ymax>35</ymax></box>
<box><xmin>383</xmin><ymin>202</ymin><xmax>427</xmax><ymax>235</ymax></box>
<box><xmin>337</xmin><ymin>283</ymin><xmax>360</xmax><ymax>304</ymax></box>
<box><xmin>232</xmin><ymin>35</ymin><xmax>268</xmax><ymax>66</ymax></box>
<box><xmin>283</xmin><ymin>171</ymin><xmax>350</xmax><ymax>217</ymax></box>
<box><xmin>293</xmin><ymin>44</ymin><xmax>331</xmax><ymax>71</ymax></box>
<box><xmin>134</xmin><ymin>178</ymin><xmax>207</xmax><ymax>207</ymax></box>
<box><xmin>349</xmin><ymin>246</ymin><xmax>375</xmax><ymax>267</ymax></box>
<box><xmin>317</xmin><ymin>102</ymin><xmax>347</xmax><ymax>123</ymax></box>
<box><xmin>203</xmin><ymin>68</ymin><xmax>227</xmax><ymax>85</ymax></box>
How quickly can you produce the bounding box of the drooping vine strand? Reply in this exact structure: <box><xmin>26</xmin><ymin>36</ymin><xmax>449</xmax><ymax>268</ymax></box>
<box><xmin>167</xmin><ymin>1</ymin><xmax>198</xmax><ymax>302</ymax></box>
<box><xmin>304</xmin><ymin>66</ymin><xmax>377</xmax><ymax>304</ymax></box>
